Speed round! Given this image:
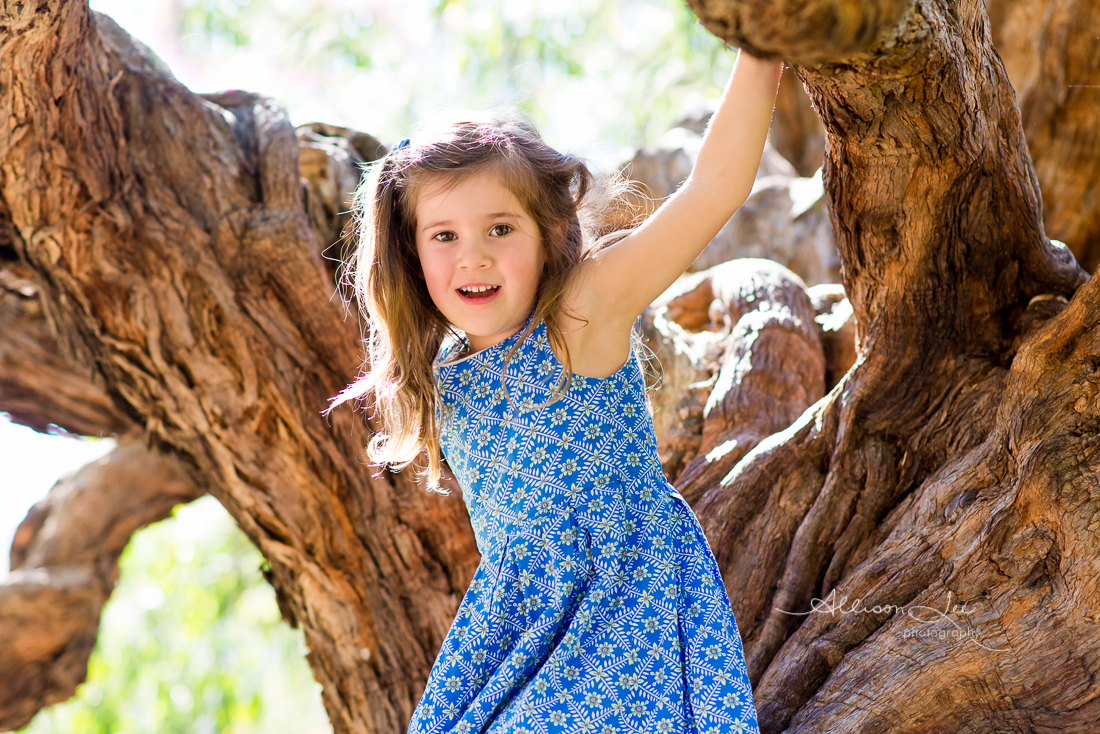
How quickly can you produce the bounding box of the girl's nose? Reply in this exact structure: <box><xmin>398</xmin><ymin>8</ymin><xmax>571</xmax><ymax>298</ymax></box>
<box><xmin>456</xmin><ymin>237</ymin><xmax>492</xmax><ymax>269</ymax></box>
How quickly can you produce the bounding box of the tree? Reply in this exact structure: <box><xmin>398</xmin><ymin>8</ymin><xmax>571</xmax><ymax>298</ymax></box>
<box><xmin>680</xmin><ymin>0</ymin><xmax>1100</xmax><ymax>730</ymax></box>
<box><xmin>2</xmin><ymin>1</ymin><xmax>1099</xmax><ymax>734</ymax></box>
<box><xmin>986</xmin><ymin>0</ymin><xmax>1100</xmax><ymax>275</ymax></box>
<box><xmin>1</xmin><ymin>5</ymin><xmax>476</xmax><ymax>731</ymax></box>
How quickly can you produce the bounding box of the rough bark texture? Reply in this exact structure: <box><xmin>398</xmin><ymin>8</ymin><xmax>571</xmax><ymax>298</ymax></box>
<box><xmin>0</xmin><ymin>240</ymin><xmax>131</xmax><ymax>437</ymax></box>
<box><xmin>1</xmin><ymin>5</ymin><xmax>479</xmax><ymax>733</ymax></box>
<box><xmin>0</xmin><ymin>239</ymin><xmax>215</xmax><ymax>728</ymax></box>
<box><xmin>680</xmin><ymin>0</ymin><xmax>1099</xmax><ymax>731</ymax></box>
<box><xmin>987</xmin><ymin>0</ymin><xmax>1100</xmax><ymax>276</ymax></box>
<box><xmin>766</xmin><ymin>0</ymin><xmax>1100</xmax><ymax>270</ymax></box>
<box><xmin>639</xmin><ymin>259</ymin><xmax>830</xmax><ymax>489</ymax></box>
<box><xmin>0</xmin><ymin>434</ymin><xmax>203</xmax><ymax>731</ymax></box>
<box><xmin>771</xmin><ymin>65</ymin><xmax>825</xmax><ymax>177</ymax></box>
<box><xmin>755</xmin><ymin>0</ymin><xmax>1098</xmax><ymax>280</ymax></box>
<box><xmin>3</xmin><ymin>0</ymin><xmax>1100</xmax><ymax>732</ymax></box>
<box><xmin>636</xmin><ymin>262</ymin><xmax>857</xmax><ymax>486</ymax></box>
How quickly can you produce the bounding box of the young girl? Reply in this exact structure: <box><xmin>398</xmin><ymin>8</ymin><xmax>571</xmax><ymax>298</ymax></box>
<box><xmin>330</xmin><ymin>49</ymin><xmax>783</xmax><ymax>734</ymax></box>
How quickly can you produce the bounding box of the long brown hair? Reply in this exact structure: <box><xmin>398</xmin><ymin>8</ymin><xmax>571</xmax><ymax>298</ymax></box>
<box><xmin>326</xmin><ymin>108</ymin><xmax>643</xmax><ymax>493</ymax></box>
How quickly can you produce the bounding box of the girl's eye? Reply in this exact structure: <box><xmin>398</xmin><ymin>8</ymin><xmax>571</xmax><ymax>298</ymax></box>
<box><xmin>432</xmin><ymin>231</ymin><xmax>456</xmax><ymax>242</ymax></box>
<box><xmin>490</xmin><ymin>224</ymin><xmax>514</xmax><ymax>237</ymax></box>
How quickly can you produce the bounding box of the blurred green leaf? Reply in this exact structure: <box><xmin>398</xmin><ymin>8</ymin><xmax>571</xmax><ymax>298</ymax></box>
<box><xmin>170</xmin><ymin>0</ymin><xmax>734</xmax><ymax>158</ymax></box>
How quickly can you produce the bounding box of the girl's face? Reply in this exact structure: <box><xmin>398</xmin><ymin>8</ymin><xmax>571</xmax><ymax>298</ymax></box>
<box><xmin>415</xmin><ymin>169</ymin><xmax>545</xmax><ymax>353</ymax></box>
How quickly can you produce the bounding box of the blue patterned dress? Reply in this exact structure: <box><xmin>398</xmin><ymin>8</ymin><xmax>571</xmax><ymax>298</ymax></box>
<box><xmin>409</xmin><ymin>306</ymin><xmax>760</xmax><ymax>734</ymax></box>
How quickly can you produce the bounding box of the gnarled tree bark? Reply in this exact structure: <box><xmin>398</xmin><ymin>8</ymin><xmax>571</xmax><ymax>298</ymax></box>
<box><xmin>681</xmin><ymin>0</ymin><xmax>1098</xmax><ymax>730</ymax></box>
<box><xmin>1</xmin><ymin>5</ymin><xmax>479</xmax><ymax>733</ymax></box>
<box><xmin>0</xmin><ymin>433</ymin><xmax>203</xmax><ymax>731</ymax></box>
<box><xmin>3</xmin><ymin>0</ymin><xmax>1100</xmax><ymax>732</ymax></box>
<box><xmin>0</xmin><ymin>238</ymin><xmax>212</xmax><ymax>730</ymax></box>
<box><xmin>987</xmin><ymin>0</ymin><xmax>1100</xmax><ymax>275</ymax></box>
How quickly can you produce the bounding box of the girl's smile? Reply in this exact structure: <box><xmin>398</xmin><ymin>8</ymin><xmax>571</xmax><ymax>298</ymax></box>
<box><xmin>456</xmin><ymin>284</ymin><xmax>501</xmax><ymax>304</ymax></box>
<box><xmin>415</xmin><ymin>169</ymin><xmax>544</xmax><ymax>353</ymax></box>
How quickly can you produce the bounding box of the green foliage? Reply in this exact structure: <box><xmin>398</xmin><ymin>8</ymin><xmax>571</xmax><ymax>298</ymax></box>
<box><xmin>171</xmin><ymin>0</ymin><xmax>735</xmax><ymax>159</ymax></box>
<box><xmin>17</xmin><ymin>496</ymin><xmax>330</xmax><ymax>734</ymax></box>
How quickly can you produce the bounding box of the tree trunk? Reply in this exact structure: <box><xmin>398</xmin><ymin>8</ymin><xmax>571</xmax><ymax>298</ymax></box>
<box><xmin>680</xmin><ymin>0</ymin><xmax>1099</xmax><ymax>731</ymax></box>
<box><xmin>1</xmin><ymin>5</ymin><xmax>480</xmax><ymax>732</ymax></box>
<box><xmin>771</xmin><ymin>66</ymin><xmax>825</xmax><ymax>177</ymax></box>
<box><xmin>986</xmin><ymin>0</ymin><xmax>1100</xmax><ymax>275</ymax></box>
<box><xmin>3</xmin><ymin>1</ymin><xmax>1100</xmax><ymax>733</ymax></box>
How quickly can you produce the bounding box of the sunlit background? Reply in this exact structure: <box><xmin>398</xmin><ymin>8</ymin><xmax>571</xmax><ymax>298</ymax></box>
<box><xmin>3</xmin><ymin>0</ymin><xmax>738</xmax><ymax>731</ymax></box>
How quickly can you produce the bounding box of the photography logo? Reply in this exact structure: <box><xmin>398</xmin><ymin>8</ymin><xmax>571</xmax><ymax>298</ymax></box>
<box><xmin>774</xmin><ymin>589</ymin><xmax>1008</xmax><ymax>652</ymax></box>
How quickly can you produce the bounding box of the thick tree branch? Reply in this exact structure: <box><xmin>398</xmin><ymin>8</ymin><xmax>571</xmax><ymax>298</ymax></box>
<box><xmin>687</xmin><ymin>0</ymin><xmax>915</xmax><ymax>64</ymax></box>
<box><xmin>751</xmin><ymin>270</ymin><xmax>1100</xmax><ymax>731</ymax></box>
<box><xmin>0</xmin><ymin>435</ymin><xmax>204</xmax><ymax>731</ymax></box>
<box><xmin>987</xmin><ymin>0</ymin><xmax>1100</xmax><ymax>274</ymax></box>
<box><xmin>676</xmin><ymin>0</ymin><xmax>1098</xmax><ymax>731</ymax></box>
<box><xmin>669</xmin><ymin>259</ymin><xmax>826</xmax><ymax>498</ymax></box>
<box><xmin>1</xmin><ymin>256</ymin><xmax>132</xmax><ymax>436</ymax></box>
<box><xmin>0</xmin><ymin>4</ymin><xmax>480</xmax><ymax>732</ymax></box>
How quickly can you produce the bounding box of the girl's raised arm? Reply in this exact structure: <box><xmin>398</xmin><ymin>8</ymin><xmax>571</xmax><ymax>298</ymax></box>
<box><xmin>582</xmin><ymin>51</ymin><xmax>784</xmax><ymax>331</ymax></box>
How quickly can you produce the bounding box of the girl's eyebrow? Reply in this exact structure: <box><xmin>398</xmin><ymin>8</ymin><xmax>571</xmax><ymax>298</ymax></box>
<box><xmin>420</xmin><ymin>212</ymin><xmax>523</xmax><ymax>232</ymax></box>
